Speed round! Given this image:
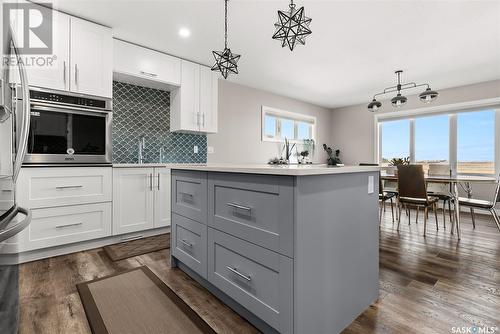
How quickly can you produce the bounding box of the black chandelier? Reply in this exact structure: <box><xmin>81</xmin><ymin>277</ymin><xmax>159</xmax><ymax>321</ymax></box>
<box><xmin>272</xmin><ymin>0</ymin><xmax>312</xmax><ymax>51</ymax></box>
<box><xmin>368</xmin><ymin>70</ymin><xmax>439</xmax><ymax>112</ymax></box>
<box><xmin>211</xmin><ymin>0</ymin><xmax>241</xmax><ymax>79</ymax></box>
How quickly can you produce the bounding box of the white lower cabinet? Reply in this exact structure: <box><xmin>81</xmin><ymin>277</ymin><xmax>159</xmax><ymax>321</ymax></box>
<box><xmin>154</xmin><ymin>168</ymin><xmax>172</xmax><ymax>228</ymax></box>
<box><xmin>18</xmin><ymin>202</ymin><xmax>112</xmax><ymax>252</ymax></box>
<box><xmin>113</xmin><ymin>167</ymin><xmax>171</xmax><ymax>235</ymax></box>
<box><xmin>14</xmin><ymin>167</ymin><xmax>113</xmax><ymax>252</ymax></box>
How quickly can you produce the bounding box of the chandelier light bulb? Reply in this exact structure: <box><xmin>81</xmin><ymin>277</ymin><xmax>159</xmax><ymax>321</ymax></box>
<box><xmin>419</xmin><ymin>87</ymin><xmax>439</xmax><ymax>103</ymax></box>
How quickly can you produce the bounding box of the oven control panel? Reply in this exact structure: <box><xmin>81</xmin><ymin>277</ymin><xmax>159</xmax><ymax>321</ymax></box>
<box><xmin>30</xmin><ymin>90</ymin><xmax>109</xmax><ymax>110</ymax></box>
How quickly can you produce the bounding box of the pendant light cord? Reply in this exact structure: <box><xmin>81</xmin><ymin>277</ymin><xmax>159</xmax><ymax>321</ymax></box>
<box><xmin>224</xmin><ymin>0</ymin><xmax>228</xmax><ymax>49</ymax></box>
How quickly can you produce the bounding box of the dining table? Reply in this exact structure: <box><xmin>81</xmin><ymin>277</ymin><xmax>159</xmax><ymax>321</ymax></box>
<box><xmin>380</xmin><ymin>172</ymin><xmax>497</xmax><ymax>240</ymax></box>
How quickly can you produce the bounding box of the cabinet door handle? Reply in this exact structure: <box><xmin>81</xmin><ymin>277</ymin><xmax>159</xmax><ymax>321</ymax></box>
<box><xmin>150</xmin><ymin>174</ymin><xmax>153</xmax><ymax>191</ymax></box>
<box><xmin>157</xmin><ymin>173</ymin><xmax>160</xmax><ymax>190</ymax></box>
<box><xmin>196</xmin><ymin>113</ymin><xmax>200</xmax><ymax>127</ymax></box>
<box><xmin>202</xmin><ymin>114</ymin><xmax>205</xmax><ymax>127</ymax></box>
<box><xmin>139</xmin><ymin>70</ymin><xmax>158</xmax><ymax>78</ymax></box>
<box><xmin>226</xmin><ymin>266</ymin><xmax>252</xmax><ymax>281</ymax></box>
<box><xmin>63</xmin><ymin>61</ymin><xmax>67</xmax><ymax>84</ymax></box>
<box><xmin>75</xmin><ymin>63</ymin><xmax>79</xmax><ymax>86</ymax></box>
<box><xmin>227</xmin><ymin>202</ymin><xmax>252</xmax><ymax>212</ymax></box>
<box><xmin>56</xmin><ymin>185</ymin><xmax>83</xmax><ymax>190</ymax></box>
<box><xmin>55</xmin><ymin>222</ymin><xmax>83</xmax><ymax>229</ymax></box>
<box><xmin>180</xmin><ymin>239</ymin><xmax>192</xmax><ymax>247</ymax></box>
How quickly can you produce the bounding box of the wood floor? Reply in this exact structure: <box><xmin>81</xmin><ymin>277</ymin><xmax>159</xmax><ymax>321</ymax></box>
<box><xmin>19</xmin><ymin>207</ymin><xmax>500</xmax><ymax>334</ymax></box>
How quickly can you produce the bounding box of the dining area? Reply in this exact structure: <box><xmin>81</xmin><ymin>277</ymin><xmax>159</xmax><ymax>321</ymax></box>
<box><xmin>374</xmin><ymin>163</ymin><xmax>500</xmax><ymax>240</ymax></box>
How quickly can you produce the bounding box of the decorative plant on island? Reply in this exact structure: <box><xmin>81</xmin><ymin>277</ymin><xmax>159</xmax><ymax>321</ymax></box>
<box><xmin>299</xmin><ymin>139</ymin><xmax>315</xmax><ymax>164</ymax></box>
<box><xmin>323</xmin><ymin>144</ymin><xmax>343</xmax><ymax>166</ymax></box>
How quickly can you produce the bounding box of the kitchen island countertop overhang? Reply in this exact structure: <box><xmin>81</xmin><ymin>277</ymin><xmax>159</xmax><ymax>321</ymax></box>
<box><xmin>168</xmin><ymin>163</ymin><xmax>380</xmax><ymax>175</ymax></box>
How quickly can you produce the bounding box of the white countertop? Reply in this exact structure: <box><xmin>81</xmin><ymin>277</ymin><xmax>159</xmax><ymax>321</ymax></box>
<box><xmin>112</xmin><ymin>163</ymin><xmax>205</xmax><ymax>168</ymax></box>
<box><xmin>167</xmin><ymin>163</ymin><xmax>380</xmax><ymax>176</ymax></box>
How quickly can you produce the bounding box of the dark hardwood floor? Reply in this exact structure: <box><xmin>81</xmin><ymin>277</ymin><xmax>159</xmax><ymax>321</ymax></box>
<box><xmin>19</xmin><ymin>206</ymin><xmax>500</xmax><ymax>334</ymax></box>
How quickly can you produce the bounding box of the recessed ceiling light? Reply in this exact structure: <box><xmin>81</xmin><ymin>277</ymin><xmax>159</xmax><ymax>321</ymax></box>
<box><xmin>179</xmin><ymin>28</ymin><xmax>191</xmax><ymax>38</ymax></box>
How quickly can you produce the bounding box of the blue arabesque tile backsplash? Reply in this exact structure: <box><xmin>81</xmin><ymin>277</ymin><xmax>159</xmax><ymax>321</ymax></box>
<box><xmin>112</xmin><ymin>81</ymin><xmax>207</xmax><ymax>164</ymax></box>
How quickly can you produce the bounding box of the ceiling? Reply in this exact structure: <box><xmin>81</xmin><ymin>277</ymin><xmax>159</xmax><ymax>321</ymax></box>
<box><xmin>42</xmin><ymin>0</ymin><xmax>500</xmax><ymax>109</ymax></box>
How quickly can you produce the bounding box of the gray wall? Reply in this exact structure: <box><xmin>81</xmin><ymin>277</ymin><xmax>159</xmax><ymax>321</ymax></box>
<box><xmin>207</xmin><ymin>80</ymin><xmax>332</xmax><ymax>164</ymax></box>
<box><xmin>329</xmin><ymin>80</ymin><xmax>500</xmax><ymax>165</ymax></box>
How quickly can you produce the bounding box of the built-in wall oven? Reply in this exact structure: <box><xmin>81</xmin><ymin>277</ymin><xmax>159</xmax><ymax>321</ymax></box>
<box><xmin>19</xmin><ymin>87</ymin><xmax>112</xmax><ymax>164</ymax></box>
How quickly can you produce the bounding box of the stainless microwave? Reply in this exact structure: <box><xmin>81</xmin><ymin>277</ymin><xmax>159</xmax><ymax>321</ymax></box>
<box><xmin>18</xmin><ymin>87</ymin><xmax>112</xmax><ymax>164</ymax></box>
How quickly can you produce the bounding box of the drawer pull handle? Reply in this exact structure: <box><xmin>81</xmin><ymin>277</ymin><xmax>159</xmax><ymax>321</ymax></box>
<box><xmin>121</xmin><ymin>235</ymin><xmax>143</xmax><ymax>241</ymax></box>
<box><xmin>55</xmin><ymin>222</ymin><xmax>83</xmax><ymax>229</ymax></box>
<box><xmin>180</xmin><ymin>239</ymin><xmax>193</xmax><ymax>247</ymax></box>
<box><xmin>55</xmin><ymin>185</ymin><xmax>83</xmax><ymax>190</ymax></box>
<box><xmin>226</xmin><ymin>266</ymin><xmax>252</xmax><ymax>282</ymax></box>
<box><xmin>139</xmin><ymin>70</ymin><xmax>158</xmax><ymax>78</ymax></box>
<box><xmin>179</xmin><ymin>192</ymin><xmax>194</xmax><ymax>198</ymax></box>
<box><xmin>227</xmin><ymin>203</ymin><xmax>252</xmax><ymax>212</ymax></box>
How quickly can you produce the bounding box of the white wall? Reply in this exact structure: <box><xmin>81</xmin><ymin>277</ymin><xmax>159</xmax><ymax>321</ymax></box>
<box><xmin>330</xmin><ymin>79</ymin><xmax>500</xmax><ymax>201</ymax></box>
<box><xmin>207</xmin><ymin>80</ymin><xmax>332</xmax><ymax>164</ymax></box>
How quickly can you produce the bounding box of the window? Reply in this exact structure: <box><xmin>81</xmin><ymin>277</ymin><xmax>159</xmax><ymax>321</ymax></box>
<box><xmin>457</xmin><ymin>110</ymin><xmax>495</xmax><ymax>175</ymax></box>
<box><xmin>377</xmin><ymin>108</ymin><xmax>498</xmax><ymax>175</ymax></box>
<box><xmin>262</xmin><ymin>106</ymin><xmax>316</xmax><ymax>142</ymax></box>
<box><xmin>380</xmin><ymin>119</ymin><xmax>410</xmax><ymax>165</ymax></box>
<box><xmin>415</xmin><ymin>114</ymin><xmax>449</xmax><ymax>171</ymax></box>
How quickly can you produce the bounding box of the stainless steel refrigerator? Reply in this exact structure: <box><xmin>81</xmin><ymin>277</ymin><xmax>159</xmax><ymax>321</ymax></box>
<box><xmin>0</xmin><ymin>23</ymin><xmax>32</xmax><ymax>334</ymax></box>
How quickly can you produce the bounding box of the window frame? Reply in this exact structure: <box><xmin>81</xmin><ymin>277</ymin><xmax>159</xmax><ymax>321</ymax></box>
<box><xmin>261</xmin><ymin>106</ymin><xmax>316</xmax><ymax>143</ymax></box>
<box><xmin>374</xmin><ymin>99</ymin><xmax>500</xmax><ymax>176</ymax></box>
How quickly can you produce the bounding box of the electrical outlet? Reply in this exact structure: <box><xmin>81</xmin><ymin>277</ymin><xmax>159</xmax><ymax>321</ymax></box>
<box><xmin>368</xmin><ymin>175</ymin><xmax>374</xmax><ymax>194</ymax></box>
<box><xmin>193</xmin><ymin>145</ymin><xmax>199</xmax><ymax>154</ymax></box>
<box><xmin>207</xmin><ymin>146</ymin><xmax>214</xmax><ymax>154</ymax></box>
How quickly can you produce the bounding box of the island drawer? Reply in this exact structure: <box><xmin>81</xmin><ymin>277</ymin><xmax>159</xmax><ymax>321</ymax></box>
<box><xmin>172</xmin><ymin>213</ymin><xmax>207</xmax><ymax>278</ymax></box>
<box><xmin>17</xmin><ymin>167</ymin><xmax>112</xmax><ymax>209</ymax></box>
<box><xmin>172</xmin><ymin>170</ymin><xmax>207</xmax><ymax>224</ymax></box>
<box><xmin>208</xmin><ymin>173</ymin><xmax>294</xmax><ymax>257</ymax></box>
<box><xmin>207</xmin><ymin>228</ymin><xmax>293</xmax><ymax>333</ymax></box>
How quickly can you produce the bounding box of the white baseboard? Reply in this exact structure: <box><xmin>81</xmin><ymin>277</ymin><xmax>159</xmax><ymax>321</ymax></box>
<box><xmin>2</xmin><ymin>227</ymin><xmax>170</xmax><ymax>265</ymax></box>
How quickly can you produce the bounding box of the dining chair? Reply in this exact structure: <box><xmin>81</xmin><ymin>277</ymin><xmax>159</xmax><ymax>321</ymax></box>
<box><xmin>397</xmin><ymin>165</ymin><xmax>439</xmax><ymax>237</ymax></box>
<box><xmin>427</xmin><ymin>164</ymin><xmax>454</xmax><ymax>229</ymax></box>
<box><xmin>360</xmin><ymin>163</ymin><xmax>396</xmax><ymax>223</ymax></box>
<box><xmin>456</xmin><ymin>175</ymin><xmax>500</xmax><ymax>233</ymax></box>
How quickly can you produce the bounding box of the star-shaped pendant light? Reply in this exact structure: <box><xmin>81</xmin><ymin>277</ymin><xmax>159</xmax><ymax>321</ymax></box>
<box><xmin>211</xmin><ymin>0</ymin><xmax>241</xmax><ymax>79</ymax></box>
<box><xmin>272</xmin><ymin>0</ymin><xmax>312</xmax><ymax>51</ymax></box>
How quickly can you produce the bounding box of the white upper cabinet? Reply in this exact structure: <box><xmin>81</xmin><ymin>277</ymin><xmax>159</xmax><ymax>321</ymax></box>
<box><xmin>24</xmin><ymin>8</ymin><xmax>70</xmax><ymax>91</ymax></box>
<box><xmin>171</xmin><ymin>60</ymin><xmax>200</xmax><ymax>132</ymax></box>
<box><xmin>113</xmin><ymin>39</ymin><xmax>181</xmax><ymax>89</ymax></box>
<box><xmin>199</xmin><ymin>66</ymin><xmax>218</xmax><ymax>133</ymax></box>
<box><xmin>171</xmin><ymin>60</ymin><xmax>218</xmax><ymax>133</ymax></box>
<box><xmin>70</xmin><ymin>17</ymin><xmax>113</xmax><ymax>98</ymax></box>
<box><xmin>9</xmin><ymin>5</ymin><xmax>112</xmax><ymax>97</ymax></box>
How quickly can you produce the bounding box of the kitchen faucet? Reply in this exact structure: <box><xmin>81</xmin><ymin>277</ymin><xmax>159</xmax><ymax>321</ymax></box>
<box><xmin>138</xmin><ymin>137</ymin><xmax>146</xmax><ymax>164</ymax></box>
<box><xmin>159</xmin><ymin>147</ymin><xmax>164</xmax><ymax>163</ymax></box>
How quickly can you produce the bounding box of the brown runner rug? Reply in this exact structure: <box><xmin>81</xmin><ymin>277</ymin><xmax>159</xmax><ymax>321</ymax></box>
<box><xmin>77</xmin><ymin>266</ymin><xmax>216</xmax><ymax>334</ymax></box>
<box><xmin>103</xmin><ymin>233</ymin><xmax>170</xmax><ymax>261</ymax></box>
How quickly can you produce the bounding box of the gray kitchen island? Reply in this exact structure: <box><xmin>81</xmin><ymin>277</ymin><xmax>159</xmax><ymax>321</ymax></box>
<box><xmin>170</xmin><ymin>164</ymin><xmax>380</xmax><ymax>334</ymax></box>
